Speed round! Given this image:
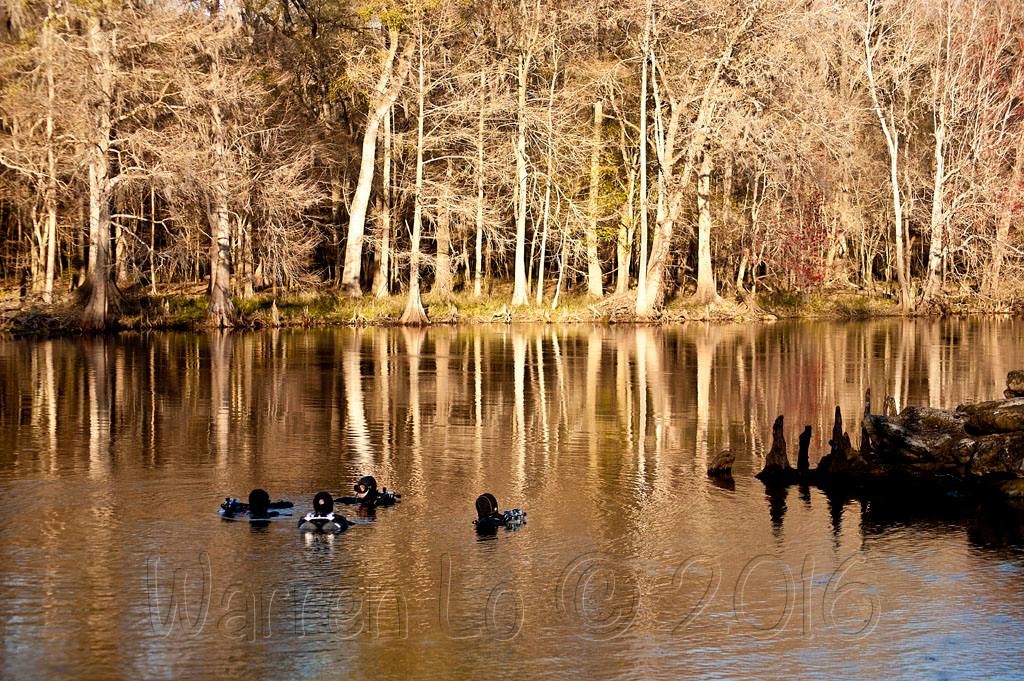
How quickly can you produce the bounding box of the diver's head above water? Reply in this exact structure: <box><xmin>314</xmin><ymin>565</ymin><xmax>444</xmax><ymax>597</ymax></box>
<box><xmin>313</xmin><ymin>491</ymin><xmax>334</xmax><ymax>516</ymax></box>
<box><xmin>474</xmin><ymin>492</ymin><xmax>526</xmax><ymax>533</ymax></box>
<box><xmin>354</xmin><ymin>476</ymin><xmax>378</xmax><ymax>500</ymax></box>
<box><xmin>299</xmin><ymin>490</ymin><xmax>349</xmax><ymax>533</ymax></box>
<box><xmin>338</xmin><ymin>475</ymin><xmax>399</xmax><ymax>508</ymax></box>
<box><xmin>476</xmin><ymin>492</ymin><xmax>499</xmax><ymax>520</ymax></box>
<box><xmin>248</xmin><ymin>488</ymin><xmax>271</xmax><ymax>517</ymax></box>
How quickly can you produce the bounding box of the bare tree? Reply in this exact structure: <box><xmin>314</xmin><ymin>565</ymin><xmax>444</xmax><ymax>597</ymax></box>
<box><xmin>399</xmin><ymin>23</ymin><xmax>428</xmax><ymax>325</ymax></box>
<box><xmin>0</xmin><ymin>0</ymin><xmax>1020</xmax><ymax>316</ymax></box>
<box><xmin>862</xmin><ymin>0</ymin><xmax>917</xmax><ymax>310</ymax></box>
<box><xmin>340</xmin><ymin>20</ymin><xmax>414</xmax><ymax>297</ymax></box>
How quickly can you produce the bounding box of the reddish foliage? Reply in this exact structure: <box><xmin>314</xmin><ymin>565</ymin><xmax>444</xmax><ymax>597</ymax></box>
<box><xmin>764</xmin><ymin>191</ymin><xmax>828</xmax><ymax>290</ymax></box>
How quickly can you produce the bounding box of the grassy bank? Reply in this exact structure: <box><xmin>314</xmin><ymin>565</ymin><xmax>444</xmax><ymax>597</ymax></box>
<box><xmin>0</xmin><ymin>280</ymin><xmax>1018</xmax><ymax>337</ymax></box>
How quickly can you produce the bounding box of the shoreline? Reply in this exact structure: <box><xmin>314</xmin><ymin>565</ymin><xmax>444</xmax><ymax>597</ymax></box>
<box><xmin>1</xmin><ymin>282</ymin><xmax>1019</xmax><ymax>337</ymax></box>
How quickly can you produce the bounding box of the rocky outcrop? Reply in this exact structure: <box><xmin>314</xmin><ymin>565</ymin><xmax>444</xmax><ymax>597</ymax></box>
<box><xmin>861</xmin><ymin>405</ymin><xmax>1024</xmax><ymax>478</ymax></box>
<box><xmin>758</xmin><ymin>371</ymin><xmax>1024</xmax><ymax>500</ymax></box>
<box><xmin>958</xmin><ymin>398</ymin><xmax>1024</xmax><ymax>434</ymax></box>
<box><xmin>1006</xmin><ymin>370</ymin><xmax>1024</xmax><ymax>398</ymax></box>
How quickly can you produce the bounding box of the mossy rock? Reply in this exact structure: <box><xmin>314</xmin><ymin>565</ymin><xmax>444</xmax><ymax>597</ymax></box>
<box><xmin>998</xmin><ymin>479</ymin><xmax>1024</xmax><ymax>500</ymax></box>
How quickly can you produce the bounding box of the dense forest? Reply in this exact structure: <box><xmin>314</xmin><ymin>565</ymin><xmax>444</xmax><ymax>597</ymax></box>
<box><xmin>0</xmin><ymin>0</ymin><xmax>1021</xmax><ymax>329</ymax></box>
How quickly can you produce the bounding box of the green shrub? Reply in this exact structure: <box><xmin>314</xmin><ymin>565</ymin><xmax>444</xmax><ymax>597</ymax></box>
<box><xmin>757</xmin><ymin>290</ymin><xmax>806</xmax><ymax>313</ymax></box>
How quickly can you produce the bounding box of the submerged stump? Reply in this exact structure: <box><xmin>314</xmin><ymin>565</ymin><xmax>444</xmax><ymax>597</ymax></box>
<box><xmin>707</xmin><ymin>450</ymin><xmax>736</xmax><ymax>479</ymax></box>
<box><xmin>797</xmin><ymin>425</ymin><xmax>812</xmax><ymax>473</ymax></box>
<box><xmin>757</xmin><ymin>416</ymin><xmax>796</xmax><ymax>484</ymax></box>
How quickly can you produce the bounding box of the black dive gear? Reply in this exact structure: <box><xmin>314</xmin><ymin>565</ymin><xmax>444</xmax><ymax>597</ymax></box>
<box><xmin>314</xmin><ymin>490</ymin><xmax>334</xmax><ymax>515</ymax></box>
<box><xmin>473</xmin><ymin>493</ymin><xmax>527</xmax><ymax>533</ymax></box>
<box><xmin>248</xmin><ymin>488</ymin><xmax>271</xmax><ymax>517</ymax></box>
<box><xmin>338</xmin><ymin>475</ymin><xmax>401</xmax><ymax>507</ymax></box>
<box><xmin>355</xmin><ymin>475</ymin><xmax>377</xmax><ymax>497</ymax></box>
<box><xmin>220</xmin><ymin>488</ymin><xmax>294</xmax><ymax>519</ymax></box>
<box><xmin>299</xmin><ymin>491</ymin><xmax>351</xmax><ymax>533</ymax></box>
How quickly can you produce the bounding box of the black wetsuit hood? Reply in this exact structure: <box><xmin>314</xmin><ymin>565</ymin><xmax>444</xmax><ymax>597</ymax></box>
<box><xmin>313</xmin><ymin>491</ymin><xmax>334</xmax><ymax>516</ymax></box>
<box><xmin>354</xmin><ymin>476</ymin><xmax>378</xmax><ymax>503</ymax></box>
<box><xmin>476</xmin><ymin>492</ymin><xmax>499</xmax><ymax>520</ymax></box>
<box><xmin>249</xmin><ymin>488</ymin><xmax>271</xmax><ymax>518</ymax></box>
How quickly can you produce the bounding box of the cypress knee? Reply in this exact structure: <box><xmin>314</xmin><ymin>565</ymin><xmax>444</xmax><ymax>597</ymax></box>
<box><xmin>797</xmin><ymin>425</ymin><xmax>812</xmax><ymax>474</ymax></box>
<box><xmin>757</xmin><ymin>415</ymin><xmax>794</xmax><ymax>483</ymax></box>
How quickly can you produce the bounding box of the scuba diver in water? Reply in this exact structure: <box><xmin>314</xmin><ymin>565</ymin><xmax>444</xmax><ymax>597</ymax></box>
<box><xmin>337</xmin><ymin>476</ymin><xmax>401</xmax><ymax>508</ymax></box>
<box><xmin>473</xmin><ymin>493</ymin><xmax>527</xmax><ymax>534</ymax></box>
<box><xmin>220</xmin><ymin>489</ymin><xmax>294</xmax><ymax>520</ymax></box>
<box><xmin>298</xmin><ymin>491</ymin><xmax>351</xmax><ymax>533</ymax></box>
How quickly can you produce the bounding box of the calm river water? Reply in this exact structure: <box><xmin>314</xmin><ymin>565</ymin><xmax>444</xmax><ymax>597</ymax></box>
<box><xmin>2</xmin><ymin>319</ymin><xmax>1024</xmax><ymax>680</ymax></box>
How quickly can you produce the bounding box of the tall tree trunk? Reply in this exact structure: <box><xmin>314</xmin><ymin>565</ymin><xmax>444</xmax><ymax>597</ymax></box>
<box><xmin>536</xmin><ymin>62</ymin><xmax>558</xmax><ymax>305</ymax></box>
<box><xmin>615</xmin><ymin>126</ymin><xmax>635</xmax><ymax>295</ymax></box>
<box><xmin>736</xmin><ymin>251</ymin><xmax>748</xmax><ymax>292</ymax></box>
<box><xmin>341</xmin><ymin>28</ymin><xmax>413</xmax><ymax>297</ymax></box>
<box><xmin>432</xmin><ymin>163</ymin><xmax>453</xmax><ymax>297</ymax></box>
<box><xmin>114</xmin><ymin>201</ymin><xmax>127</xmax><ymax>287</ymax></box>
<box><xmin>30</xmin><ymin>205</ymin><xmax>43</xmax><ymax>294</ymax></box>
<box><xmin>208</xmin><ymin>172</ymin><xmax>234</xmax><ymax>324</ymax></box>
<box><xmin>330</xmin><ymin>171</ymin><xmax>342</xmax><ymax>284</ymax></box>
<box><xmin>82</xmin><ymin>14</ymin><xmax>115</xmax><ymax>331</ymax></box>
<box><xmin>922</xmin><ymin>108</ymin><xmax>945</xmax><ymax>303</ymax></box>
<box><xmin>635</xmin><ymin>6</ymin><xmax>755</xmax><ymax>316</ymax></box>
<box><xmin>148</xmin><ymin>186</ymin><xmax>157</xmax><ymax>294</ymax></box>
<box><xmin>986</xmin><ymin>141</ymin><xmax>1022</xmax><ymax>296</ymax></box>
<box><xmin>536</xmin><ymin>179</ymin><xmax>551</xmax><ymax>305</ymax></box>
<box><xmin>207</xmin><ymin>46</ymin><xmax>236</xmax><ymax>328</ymax></box>
<box><xmin>887</xmin><ymin>132</ymin><xmax>911</xmax><ymax>309</ymax></box>
<box><xmin>637</xmin><ymin>7</ymin><xmax>651</xmax><ymax>300</ymax></box>
<box><xmin>42</xmin><ymin>3</ymin><xmax>57</xmax><ymax>304</ymax></box>
<box><xmin>400</xmin><ymin>33</ymin><xmax>428</xmax><ymax>325</ymax></box>
<box><xmin>551</xmin><ymin>204</ymin><xmax>567</xmax><ymax>309</ymax></box>
<box><xmin>372</xmin><ymin>106</ymin><xmax>393</xmax><ymax>297</ymax></box>
<box><xmin>474</xmin><ymin>70</ymin><xmax>486</xmax><ymax>298</ymax></box>
<box><xmin>240</xmin><ymin>215</ymin><xmax>255</xmax><ymax>297</ymax></box>
<box><xmin>511</xmin><ymin>52</ymin><xmax>531</xmax><ymax>307</ymax></box>
<box><xmin>864</xmin><ymin>3</ymin><xmax>913</xmax><ymax>311</ymax></box>
<box><xmin>646</xmin><ymin>52</ymin><xmax>681</xmax><ymax>309</ymax></box>
<box><xmin>74</xmin><ymin>197</ymin><xmax>85</xmax><ymax>289</ymax></box>
<box><xmin>693</xmin><ymin>149</ymin><xmax>720</xmax><ymax>304</ymax></box>
<box><xmin>586</xmin><ymin>100</ymin><xmax>604</xmax><ymax>297</ymax></box>
<box><xmin>616</xmin><ymin>184</ymin><xmax>634</xmax><ymax>295</ymax></box>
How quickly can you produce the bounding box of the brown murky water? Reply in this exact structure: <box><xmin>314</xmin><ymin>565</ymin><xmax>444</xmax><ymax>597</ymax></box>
<box><xmin>2</xmin><ymin>319</ymin><xmax>1024</xmax><ymax>680</ymax></box>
